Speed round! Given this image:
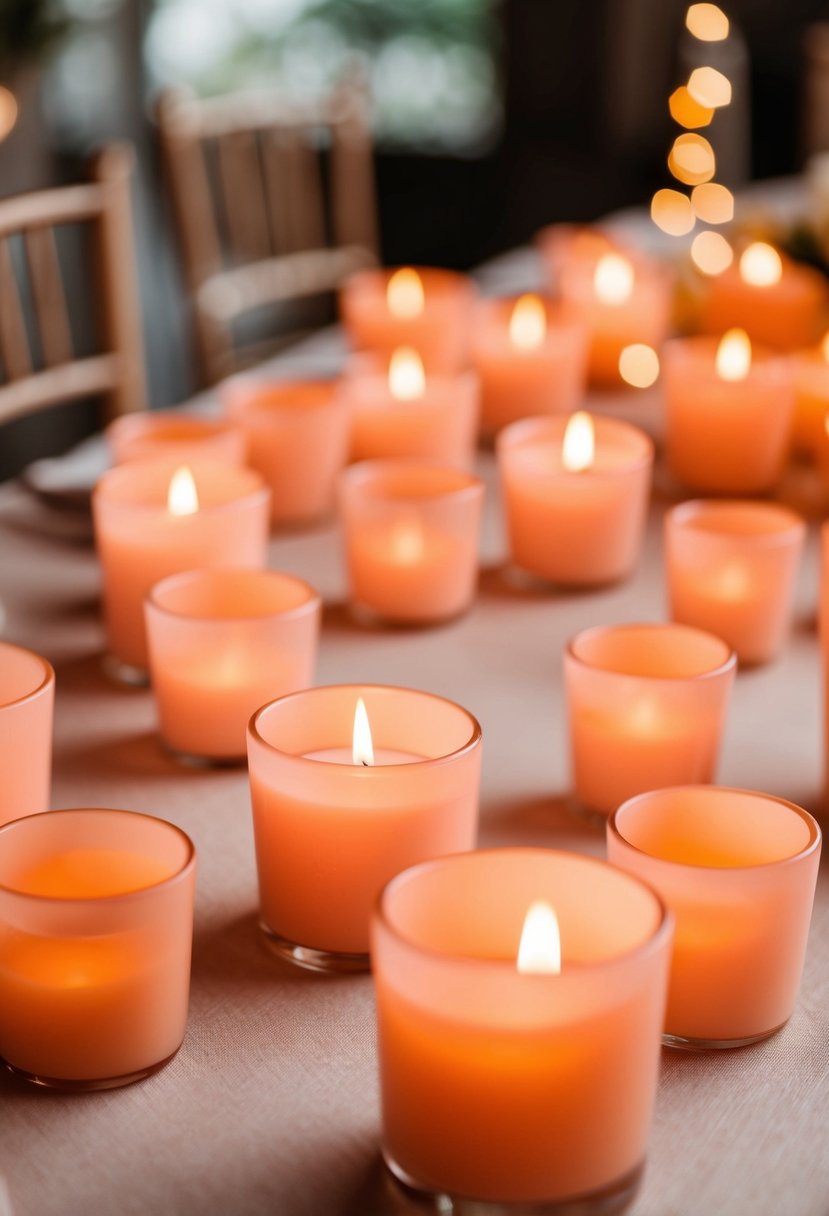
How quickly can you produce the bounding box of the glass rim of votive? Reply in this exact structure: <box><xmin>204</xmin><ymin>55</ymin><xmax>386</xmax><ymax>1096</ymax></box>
<box><xmin>662</xmin><ymin>333</ymin><xmax>790</xmax><ymax>372</ymax></box>
<box><xmin>341</xmin><ymin>352</ymin><xmax>478</xmax><ymax>390</ymax></box>
<box><xmin>221</xmin><ymin>375</ymin><xmax>339</xmax><ymax>414</ymax></box>
<box><xmin>340</xmin><ymin>458</ymin><xmax>484</xmax><ymax>503</ymax></box>
<box><xmin>566</xmin><ymin>621</ymin><xmax>736</xmax><ymax>682</ymax></box>
<box><xmin>0</xmin><ymin>807</ymin><xmax>196</xmax><ymax>904</ymax></box>
<box><xmin>92</xmin><ymin>456</ymin><xmax>270</xmax><ymax>513</ymax></box>
<box><xmin>146</xmin><ymin>567</ymin><xmax>321</xmax><ymax>625</ymax></box>
<box><xmin>374</xmin><ymin>846</ymin><xmax>674</xmax><ymax>973</ymax></box>
<box><xmin>667</xmin><ymin>499</ymin><xmax>807</xmax><ymax>546</ymax></box>
<box><xmin>0</xmin><ymin>641</ymin><xmax>55</xmax><ymax>709</ymax></box>
<box><xmin>609</xmin><ymin>786</ymin><xmax>821</xmax><ymax>874</ymax></box>
<box><xmin>106</xmin><ymin>411</ymin><xmax>238</xmax><ymax>441</ymax></box>
<box><xmin>248</xmin><ymin>683</ymin><xmax>482</xmax><ymax>771</ymax></box>
<box><xmin>497</xmin><ymin>413</ymin><xmax>655</xmax><ymax>472</ymax></box>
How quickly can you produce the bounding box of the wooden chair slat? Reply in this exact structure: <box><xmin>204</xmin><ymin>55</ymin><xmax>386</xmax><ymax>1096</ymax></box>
<box><xmin>25</xmin><ymin>227</ymin><xmax>73</xmax><ymax>367</ymax></box>
<box><xmin>0</xmin><ymin>238</ymin><xmax>32</xmax><ymax>380</ymax></box>
<box><xmin>217</xmin><ymin>130</ymin><xmax>271</xmax><ymax>263</ymax></box>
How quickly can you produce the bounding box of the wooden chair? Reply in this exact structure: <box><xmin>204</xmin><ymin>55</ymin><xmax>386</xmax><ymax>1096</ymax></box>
<box><xmin>0</xmin><ymin>143</ymin><xmax>146</xmax><ymax>429</ymax></box>
<box><xmin>156</xmin><ymin>76</ymin><xmax>379</xmax><ymax>386</ymax></box>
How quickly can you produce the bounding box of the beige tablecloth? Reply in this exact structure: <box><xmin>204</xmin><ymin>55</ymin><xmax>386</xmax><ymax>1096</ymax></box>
<box><xmin>1</xmin><ymin>327</ymin><xmax>829</xmax><ymax>1216</ymax></box>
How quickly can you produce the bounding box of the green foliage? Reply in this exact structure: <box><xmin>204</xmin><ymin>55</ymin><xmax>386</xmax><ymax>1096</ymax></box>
<box><xmin>0</xmin><ymin>0</ymin><xmax>67</xmax><ymax>77</ymax></box>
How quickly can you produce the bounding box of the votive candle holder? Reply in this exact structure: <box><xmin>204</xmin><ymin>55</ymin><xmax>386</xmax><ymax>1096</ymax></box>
<box><xmin>0</xmin><ymin>642</ymin><xmax>55</xmax><ymax>827</ymax></box>
<box><xmin>106</xmin><ymin>411</ymin><xmax>245</xmax><ymax>467</ymax></box>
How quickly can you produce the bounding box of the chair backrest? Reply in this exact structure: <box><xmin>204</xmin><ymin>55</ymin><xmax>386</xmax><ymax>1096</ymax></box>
<box><xmin>0</xmin><ymin>143</ymin><xmax>146</xmax><ymax>427</ymax></box>
<box><xmin>156</xmin><ymin>75</ymin><xmax>379</xmax><ymax>386</ymax></box>
<box><xmin>804</xmin><ymin>23</ymin><xmax>829</xmax><ymax>158</ymax></box>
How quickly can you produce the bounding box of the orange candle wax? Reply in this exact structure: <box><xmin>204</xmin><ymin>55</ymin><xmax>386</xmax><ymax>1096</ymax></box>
<box><xmin>665</xmin><ymin>500</ymin><xmax>805</xmax><ymax>666</ymax></box>
<box><xmin>0</xmin><ymin>809</ymin><xmax>196</xmax><ymax>1087</ymax></box>
<box><xmin>106</xmin><ymin>411</ymin><xmax>245</xmax><ymax>467</ymax></box>
<box><xmin>664</xmin><ymin>330</ymin><xmax>795</xmax><ymax>494</ymax></box>
<box><xmin>497</xmin><ymin>413</ymin><xmax>653</xmax><ymax>587</ymax></box>
<box><xmin>92</xmin><ymin>458</ymin><xmax>270</xmax><ymax>678</ymax></box>
<box><xmin>247</xmin><ymin>686</ymin><xmax>481</xmax><ymax>971</ymax></box>
<box><xmin>471</xmin><ymin>295</ymin><xmax>588</xmax><ymax>436</ymax></box>
<box><xmin>339</xmin><ymin>462</ymin><xmax>483</xmax><ymax>624</ymax></box>
<box><xmin>564</xmin><ymin>623</ymin><xmax>736</xmax><ymax>817</ymax></box>
<box><xmin>0</xmin><ymin>642</ymin><xmax>54</xmax><ymax>827</ymax></box>
<box><xmin>609</xmin><ymin>787</ymin><xmax>821</xmax><ymax>1047</ymax></box>
<box><xmin>145</xmin><ymin>569</ymin><xmax>321</xmax><ymax>761</ymax></box>
<box><xmin>791</xmin><ymin>334</ymin><xmax>829</xmax><ymax>457</ymax></box>
<box><xmin>372</xmin><ymin>849</ymin><xmax>672</xmax><ymax>1208</ymax></box>
<box><xmin>701</xmin><ymin>242</ymin><xmax>828</xmax><ymax>351</ymax></box>
<box><xmin>340</xmin><ymin>266</ymin><xmax>477</xmax><ymax>373</ymax></box>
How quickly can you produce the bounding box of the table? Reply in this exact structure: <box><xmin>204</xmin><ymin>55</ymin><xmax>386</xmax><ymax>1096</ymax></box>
<box><xmin>2</xmin><ymin>315</ymin><xmax>829</xmax><ymax>1216</ymax></box>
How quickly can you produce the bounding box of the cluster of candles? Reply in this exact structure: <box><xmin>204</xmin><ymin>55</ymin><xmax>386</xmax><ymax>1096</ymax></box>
<box><xmin>0</xmin><ymin>208</ymin><xmax>827</xmax><ymax>1210</ymax></box>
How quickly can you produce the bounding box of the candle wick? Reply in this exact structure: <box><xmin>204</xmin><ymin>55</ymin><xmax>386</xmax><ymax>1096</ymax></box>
<box><xmin>361</xmin><ymin>760</ymin><xmax>369</xmax><ymax>767</ymax></box>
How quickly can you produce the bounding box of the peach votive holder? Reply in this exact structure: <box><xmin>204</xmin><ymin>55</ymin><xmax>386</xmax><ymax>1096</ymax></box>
<box><xmin>792</xmin><ymin>342</ymin><xmax>829</xmax><ymax>457</ymax></box>
<box><xmin>105</xmin><ymin>411</ymin><xmax>246</xmax><ymax>467</ymax></box>
<box><xmin>339</xmin><ymin>353</ymin><xmax>479</xmax><ymax>469</ymax></box>
<box><xmin>0</xmin><ymin>807</ymin><xmax>196</xmax><ymax>1089</ymax></box>
<box><xmin>608</xmin><ymin>786</ymin><xmax>821</xmax><ymax>1049</ymax></box>
<box><xmin>564</xmin><ymin>623</ymin><xmax>736</xmax><ymax>818</ymax></box>
<box><xmin>247</xmin><ymin>684</ymin><xmax>482</xmax><ymax>973</ymax></box>
<box><xmin>339</xmin><ymin>266</ymin><xmax>477</xmax><ymax>372</ymax></box>
<box><xmin>663</xmin><ymin>336</ymin><xmax>795</xmax><ymax>494</ymax></box>
<box><xmin>339</xmin><ymin>460</ymin><xmax>484</xmax><ymax>625</ymax></box>
<box><xmin>0</xmin><ymin>642</ymin><xmax>55</xmax><ymax>828</ymax></box>
<box><xmin>471</xmin><ymin>296</ymin><xmax>589</xmax><ymax>436</ymax></box>
<box><xmin>221</xmin><ymin>377</ymin><xmax>350</xmax><ymax>526</ymax></box>
<box><xmin>665</xmin><ymin>500</ymin><xmax>806</xmax><ymax>666</ymax></box>
<box><xmin>700</xmin><ymin>256</ymin><xmax>828</xmax><ymax>352</ymax></box>
<box><xmin>372</xmin><ymin>847</ymin><xmax>673</xmax><ymax>1212</ymax></box>
<box><xmin>535</xmin><ymin>223</ymin><xmax>629</xmax><ymax>291</ymax></box>
<box><xmin>145</xmin><ymin>569</ymin><xmax>321</xmax><ymax>763</ymax></box>
<box><xmin>92</xmin><ymin>457</ymin><xmax>270</xmax><ymax>681</ymax></box>
<box><xmin>497</xmin><ymin>414</ymin><xmax>653</xmax><ymax>587</ymax></box>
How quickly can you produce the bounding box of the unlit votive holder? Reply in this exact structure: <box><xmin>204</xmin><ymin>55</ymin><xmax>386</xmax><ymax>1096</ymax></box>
<box><xmin>471</xmin><ymin>297</ymin><xmax>588</xmax><ymax>436</ymax></box>
<box><xmin>0</xmin><ymin>642</ymin><xmax>54</xmax><ymax>828</ymax></box>
<box><xmin>340</xmin><ymin>266</ymin><xmax>477</xmax><ymax>373</ymax></box>
<box><xmin>145</xmin><ymin>569</ymin><xmax>321</xmax><ymax>764</ymax></box>
<box><xmin>339</xmin><ymin>354</ymin><xmax>479</xmax><ymax>469</ymax></box>
<box><xmin>0</xmin><ymin>808</ymin><xmax>196</xmax><ymax>1089</ymax></box>
<box><xmin>247</xmin><ymin>684</ymin><xmax>482</xmax><ymax>973</ymax></box>
<box><xmin>497</xmin><ymin>414</ymin><xmax>653</xmax><ymax>587</ymax></box>
<box><xmin>221</xmin><ymin>378</ymin><xmax>350</xmax><ymax>527</ymax></box>
<box><xmin>105</xmin><ymin>411</ymin><xmax>246</xmax><ymax>466</ymax></box>
<box><xmin>564</xmin><ymin>622</ymin><xmax>736</xmax><ymax>819</ymax></box>
<box><xmin>339</xmin><ymin>460</ymin><xmax>484</xmax><ymax>625</ymax></box>
<box><xmin>608</xmin><ymin>786</ymin><xmax>821</xmax><ymax>1049</ymax></box>
<box><xmin>92</xmin><ymin>457</ymin><xmax>270</xmax><ymax>682</ymax></box>
<box><xmin>372</xmin><ymin>848</ymin><xmax>673</xmax><ymax>1214</ymax></box>
<box><xmin>665</xmin><ymin>500</ymin><xmax>806</xmax><ymax>666</ymax></box>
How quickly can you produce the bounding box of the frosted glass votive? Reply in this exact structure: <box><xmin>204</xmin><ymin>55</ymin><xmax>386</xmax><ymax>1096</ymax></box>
<box><xmin>0</xmin><ymin>642</ymin><xmax>55</xmax><ymax>827</ymax></box>
<box><xmin>106</xmin><ymin>411</ymin><xmax>245</xmax><ymax>467</ymax></box>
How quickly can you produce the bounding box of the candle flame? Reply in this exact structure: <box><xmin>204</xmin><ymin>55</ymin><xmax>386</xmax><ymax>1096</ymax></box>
<box><xmin>687</xmin><ymin>66</ymin><xmax>732</xmax><ymax>109</ymax></box>
<box><xmin>167</xmin><ymin>466</ymin><xmax>199</xmax><ymax>516</ymax></box>
<box><xmin>716</xmin><ymin>329</ymin><xmax>751</xmax><ymax>381</ymax></box>
<box><xmin>562</xmin><ymin>411</ymin><xmax>595</xmax><ymax>472</ymax></box>
<box><xmin>686</xmin><ymin>3</ymin><xmax>729</xmax><ymax>40</ymax></box>
<box><xmin>691</xmin><ymin>230</ymin><xmax>733</xmax><ymax>276</ymax></box>
<box><xmin>352</xmin><ymin>696</ymin><xmax>374</xmax><ymax>767</ymax></box>
<box><xmin>387</xmin><ymin>268</ymin><xmax>424</xmax><ymax>319</ymax></box>
<box><xmin>388</xmin><ymin>347</ymin><xmax>426</xmax><ymax>401</ymax></box>
<box><xmin>509</xmin><ymin>294</ymin><xmax>546</xmax><ymax>350</ymax></box>
<box><xmin>619</xmin><ymin>344</ymin><xmax>660</xmax><ymax>388</ymax></box>
<box><xmin>821</xmin><ymin>333</ymin><xmax>829</xmax><ymax>364</ymax></box>
<box><xmin>593</xmin><ymin>253</ymin><xmax>634</xmax><ymax>305</ymax></box>
<box><xmin>517</xmin><ymin>901</ymin><xmax>561</xmax><ymax>975</ymax></box>
<box><xmin>740</xmin><ymin>242</ymin><xmax>783</xmax><ymax>288</ymax></box>
<box><xmin>391</xmin><ymin>517</ymin><xmax>426</xmax><ymax>564</ymax></box>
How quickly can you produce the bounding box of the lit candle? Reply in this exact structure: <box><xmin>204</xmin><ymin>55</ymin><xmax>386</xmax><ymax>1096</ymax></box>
<box><xmin>0</xmin><ymin>808</ymin><xmax>196</xmax><ymax>1088</ymax></box>
<box><xmin>220</xmin><ymin>378</ymin><xmax>350</xmax><ymax>526</ymax></box>
<box><xmin>664</xmin><ymin>329</ymin><xmax>795</xmax><ymax>493</ymax></box>
<box><xmin>534</xmin><ymin>223</ymin><xmax>631</xmax><ymax>292</ymax></box>
<box><xmin>564</xmin><ymin>623</ymin><xmax>735</xmax><ymax>817</ymax></box>
<box><xmin>558</xmin><ymin>251</ymin><xmax>672</xmax><ymax>386</ymax></box>
<box><xmin>145</xmin><ymin>569</ymin><xmax>321</xmax><ymax>762</ymax></box>
<box><xmin>0</xmin><ymin>641</ymin><xmax>54</xmax><ymax>827</ymax></box>
<box><xmin>105</xmin><ymin>411</ymin><xmax>245</xmax><ymax>467</ymax></box>
<box><xmin>471</xmin><ymin>294</ymin><xmax>588</xmax><ymax>435</ymax></box>
<box><xmin>608</xmin><ymin>786</ymin><xmax>821</xmax><ymax>1048</ymax></box>
<box><xmin>372</xmin><ymin>848</ymin><xmax>673</xmax><ymax>1208</ymax></box>
<box><xmin>340</xmin><ymin>348</ymin><xmax>479</xmax><ymax>469</ymax></box>
<box><xmin>339</xmin><ymin>460</ymin><xmax>484</xmax><ymax>624</ymax></box>
<box><xmin>92</xmin><ymin>458</ymin><xmax>270</xmax><ymax>680</ymax></box>
<box><xmin>340</xmin><ymin>265</ymin><xmax>477</xmax><ymax>372</ymax></box>
<box><xmin>665</xmin><ymin>499</ymin><xmax>806</xmax><ymax>666</ymax></box>
<box><xmin>701</xmin><ymin>240</ymin><xmax>829</xmax><ymax>350</ymax></box>
<box><xmin>247</xmin><ymin>685</ymin><xmax>482</xmax><ymax>971</ymax></box>
<box><xmin>497</xmin><ymin>411</ymin><xmax>653</xmax><ymax>586</ymax></box>
<box><xmin>791</xmin><ymin>332</ymin><xmax>829</xmax><ymax>457</ymax></box>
